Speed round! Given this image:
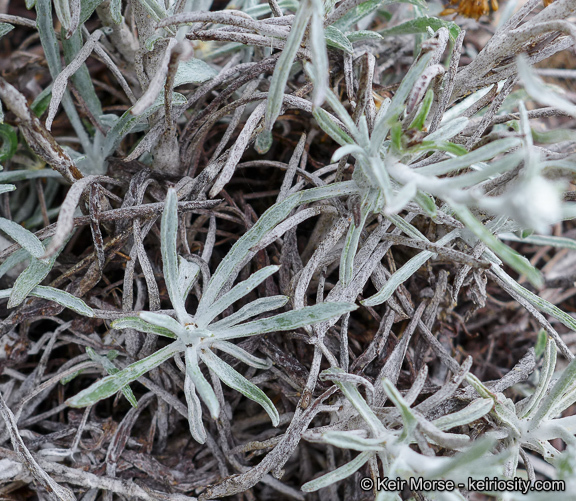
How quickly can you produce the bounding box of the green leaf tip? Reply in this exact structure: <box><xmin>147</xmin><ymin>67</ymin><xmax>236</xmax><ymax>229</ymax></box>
<box><xmin>255</xmin><ymin>130</ymin><xmax>273</xmax><ymax>154</ymax></box>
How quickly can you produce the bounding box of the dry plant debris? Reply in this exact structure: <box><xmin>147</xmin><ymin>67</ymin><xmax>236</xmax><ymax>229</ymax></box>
<box><xmin>0</xmin><ymin>0</ymin><xmax>576</xmax><ymax>499</ymax></box>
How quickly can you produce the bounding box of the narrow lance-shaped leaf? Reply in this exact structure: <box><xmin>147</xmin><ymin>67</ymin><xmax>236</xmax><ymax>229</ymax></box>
<box><xmin>200</xmin><ymin>348</ymin><xmax>279</xmax><ymax>426</ymax></box>
<box><xmin>161</xmin><ymin>188</ymin><xmax>189</xmax><ymax>323</ymax></box>
<box><xmin>139</xmin><ymin>311</ymin><xmax>189</xmax><ymax>338</ymax></box>
<box><xmin>416</xmin><ymin>418</ymin><xmax>471</xmax><ymax>449</ymax></box>
<box><xmin>427</xmin><ymin>117</ymin><xmax>469</xmax><ymax>142</ymax></box>
<box><xmin>109</xmin><ymin>0</ymin><xmax>122</xmax><ymax>23</ymax></box>
<box><xmin>425</xmin><ymin>437</ymin><xmax>497</xmax><ymax>479</ymax></box>
<box><xmin>185</xmin><ymin>347</ymin><xmax>220</xmax><ymax>419</ymax></box>
<box><xmin>301</xmin><ymin>451</ymin><xmax>373</xmax><ymax>492</ymax></box>
<box><xmin>8</xmin><ymin>236</ymin><xmax>67</xmax><ymax>308</ymax></box>
<box><xmin>333</xmin><ymin>0</ymin><xmax>382</xmax><ymax>30</ymax></box>
<box><xmin>534</xmin><ymin>328</ymin><xmax>548</xmax><ymax>358</ymax></box>
<box><xmin>521</xmin><ymin>335</ymin><xmax>556</xmax><ymax>419</ymax></box>
<box><xmin>53</xmin><ymin>0</ymin><xmax>72</xmax><ymax>38</ymax></box>
<box><xmin>550</xmin><ymin>391</ymin><xmax>576</xmax><ymax>426</ymax></box>
<box><xmin>212</xmin><ymin>341</ymin><xmax>271</xmax><ymax>370</ymax></box>
<box><xmin>409</xmin><ymin>88</ymin><xmax>434</xmax><ymax>131</ymax></box>
<box><xmin>256</xmin><ymin>0</ymin><xmax>311</xmax><ymax>153</ymax></box>
<box><xmin>323</xmin><ymin>86</ymin><xmax>364</xmax><ymax>146</ymax></box>
<box><xmin>314</xmin><ymin>430</ymin><xmax>385</xmax><ymax>452</ymax></box>
<box><xmin>381</xmin><ymin>378</ymin><xmax>418</xmax><ymax>441</ymax></box>
<box><xmin>66</xmin><ymin>342</ymin><xmax>182</xmax><ymax>407</ymax></box>
<box><xmin>195</xmin><ymin>265</ymin><xmax>279</xmax><ymax>327</ymax></box>
<box><xmin>30</xmin><ymin>285</ymin><xmax>94</xmax><ymax>317</ymax></box>
<box><xmin>340</xmin><ymin>220</ymin><xmax>364</xmax><ymax>287</ymax></box>
<box><xmin>135</xmin><ymin>0</ymin><xmax>168</xmax><ymax>21</ymax></box>
<box><xmin>384</xmin><ymin>182</ymin><xmax>417</xmax><ymax>215</ymax></box>
<box><xmin>388</xmin><ymin>213</ymin><xmax>427</xmax><ymax>240</ymax></box>
<box><xmin>213</xmin><ymin>302</ymin><xmax>357</xmax><ymax>340</ymax></box>
<box><xmin>209</xmin><ymin>296</ymin><xmax>289</xmax><ymax>331</ymax></box>
<box><xmin>0</xmin><ymin>23</ymin><xmax>14</xmax><ymax>41</ymax></box>
<box><xmin>313</xmin><ymin>107</ymin><xmax>355</xmax><ymax>146</ymax></box>
<box><xmin>61</xmin><ymin>28</ymin><xmax>102</xmax><ymax>122</ymax></box>
<box><xmin>370</xmin><ymin>52</ymin><xmax>433</xmax><ymax>155</ymax></box>
<box><xmin>0</xmin><ymin>123</ymin><xmax>17</xmax><ymax>162</ymax></box>
<box><xmin>361</xmin><ymin>155</ymin><xmax>393</xmax><ymax>202</ymax></box>
<box><xmin>438</xmin><ymin>152</ymin><xmax>522</xmax><ymax>190</ymax></box>
<box><xmin>415</xmin><ymin>138</ymin><xmax>522</xmax><ymax>176</ymax></box>
<box><xmin>47</xmin><ymin>29</ymin><xmax>105</xmax><ymax>130</ymax></box>
<box><xmin>0</xmin><ymin>218</ymin><xmax>45</xmax><ymax>260</ymax></box>
<box><xmin>184</xmin><ymin>371</ymin><xmax>207</xmax><ymax>444</ymax></box>
<box><xmin>362</xmin><ymin>230</ymin><xmax>459</xmax><ymax>307</ymax></box>
<box><xmin>466</xmin><ymin>374</ymin><xmax>520</xmax><ymax>435</ymax></box>
<box><xmin>0</xmin><ymin>169</ymin><xmax>62</xmax><ymax>183</ymax></box>
<box><xmin>331</xmin><ymin>144</ymin><xmax>367</xmax><ymax>162</ymax></box>
<box><xmin>321</xmin><ymin>367</ymin><xmax>386</xmax><ymax>436</ymax></box>
<box><xmin>198</xmin><ymin>181</ymin><xmax>359</xmax><ymax>310</ymax></box>
<box><xmin>340</xmin><ymin>190</ymin><xmax>379</xmax><ymax>285</ymax></box>
<box><xmin>414</xmin><ymin>191</ymin><xmax>437</xmax><ymax>217</ymax></box>
<box><xmin>36</xmin><ymin>0</ymin><xmax>63</xmax><ymax>75</ymax></box>
<box><xmin>9</xmin><ymin>257</ymin><xmax>54</xmax><ymax>308</ymax></box>
<box><xmin>530</xmin><ymin>354</ymin><xmax>576</xmax><ymax>428</ymax></box>
<box><xmin>499</xmin><ymin>232</ymin><xmax>576</xmax><ymax>252</ymax></box>
<box><xmin>378</xmin><ymin>16</ymin><xmax>460</xmax><ymax>42</ymax></box>
<box><xmin>324</xmin><ymin>25</ymin><xmax>353</xmax><ymax>53</ymax></box>
<box><xmin>432</xmin><ymin>399</ymin><xmax>494</xmax><ymax>431</ymax></box>
<box><xmin>451</xmin><ymin>203</ymin><xmax>543</xmax><ymax>288</ymax></box>
<box><xmin>308</xmin><ymin>0</ymin><xmax>329</xmax><ymax>105</ymax></box>
<box><xmin>0</xmin><ymin>247</ymin><xmax>28</xmax><ymax>281</ymax></box>
<box><xmin>346</xmin><ymin>30</ymin><xmax>383</xmax><ymax>43</ymax></box>
<box><xmin>36</xmin><ymin>0</ymin><xmax>91</xmax><ymax>152</ymax></box>
<box><xmin>30</xmin><ymin>84</ymin><xmax>52</xmax><ymax>117</ymax></box>
<box><xmin>86</xmin><ymin>348</ymin><xmax>138</xmax><ymax>408</ymax></box>
<box><xmin>173</xmin><ymin>59</ymin><xmax>218</xmax><ymax>87</ymax></box>
<box><xmin>112</xmin><ymin>317</ymin><xmax>177</xmax><ymax>339</ymax></box>
<box><xmin>178</xmin><ymin>256</ymin><xmax>199</xmax><ymax>303</ymax></box>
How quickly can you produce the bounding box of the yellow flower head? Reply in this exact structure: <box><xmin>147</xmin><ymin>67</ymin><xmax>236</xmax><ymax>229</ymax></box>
<box><xmin>441</xmin><ymin>0</ymin><xmax>554</xmax><ymax>19</ymax></box>
<box><xmin>440</xmin><ymin>0</ymin><xmax>499</xmax><ymax>20</ymax></box>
